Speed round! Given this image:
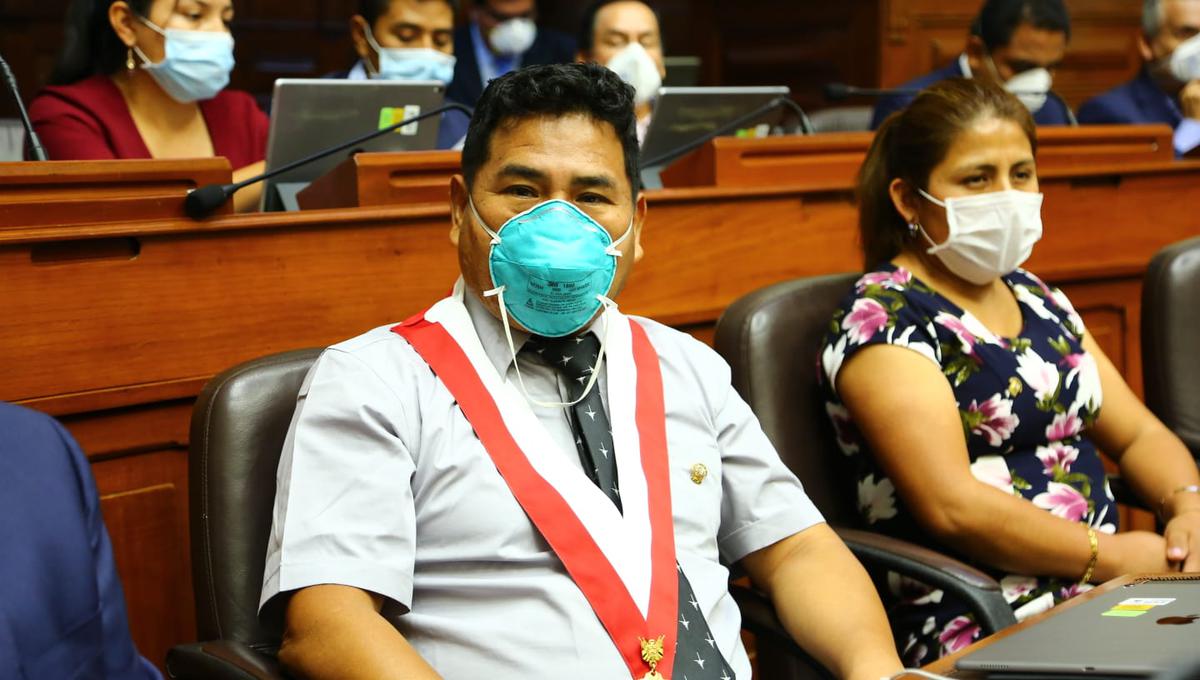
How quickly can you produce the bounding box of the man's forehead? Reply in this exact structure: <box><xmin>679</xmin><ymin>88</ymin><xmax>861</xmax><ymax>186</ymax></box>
<box><xmin>385</xmin><ymin>0</ymin><xmax>453</xmax><ymax>24</ymax></box>
<box><xmin>1002</xmin><ymin>23</ymin><xmax>1067</xmax><ymax>60</ymax></box>
<box><xmin>481</xmin><ymin>115</ymin><xmax>629</xmax><ymax>184</ymax></box>
<box><xmin>1166</xmin><ymin>0</ymin><xmax>1200</xmax><ymax>29</ymax></box>
<box><xmin>596</xmin><ymin>1</ymin><xmax>660</xmax><ymax>33</ymax></box>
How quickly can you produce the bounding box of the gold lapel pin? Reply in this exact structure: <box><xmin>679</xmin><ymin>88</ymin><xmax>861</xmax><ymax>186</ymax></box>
<box><xmin>690</xmin><ymin>463</ymin><xmax>708</xmax><ymax>485</ymax></box>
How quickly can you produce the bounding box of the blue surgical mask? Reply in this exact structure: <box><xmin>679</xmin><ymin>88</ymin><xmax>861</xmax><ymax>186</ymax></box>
<box><xmin>364</xmin><ymin>26</ymin><xmax>456</xmax><ymax>84</ymax></box>
<box><xmin>135</xmin><ymin>18</ymin><xmax>234</xmax><ymax>103</ymax></box>
<box><xmin>470</xmin><ymin>198</ymin><xmax>632</xmax><ymax>338</ymax></box>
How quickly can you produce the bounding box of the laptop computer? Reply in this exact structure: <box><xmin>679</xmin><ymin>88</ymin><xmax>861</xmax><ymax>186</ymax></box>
<box><xmin>638</xmin><ymin>85</ymin><xmax>794</xmax><ymax>187</ymax></box>
<box><xmin>262</xmin><ymin>78</ymin><xmax>445</xmax><ymax>211</ymax></box>
<box><xmin>956</xmin><ymin>575</ymin><xmax>1200</xmax><ymax>678</ymax></box>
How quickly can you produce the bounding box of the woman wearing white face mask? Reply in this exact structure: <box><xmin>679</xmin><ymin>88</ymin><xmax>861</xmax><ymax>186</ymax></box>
<box><xmin>30</xmin><ymin>0</ymin><xmax>268</xmax><ymax>212</ymax></box>
<box><xmin>819</xmin><ymin>78</ymin><xmax>1200</xmax><ymax>666</ymax></box>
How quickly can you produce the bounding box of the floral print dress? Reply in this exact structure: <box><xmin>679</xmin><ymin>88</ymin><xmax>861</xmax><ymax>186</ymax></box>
<box><xmin>818</xmin><ymin>264</ymin><xmax>1116</xmax><ymax>665</ymax></box>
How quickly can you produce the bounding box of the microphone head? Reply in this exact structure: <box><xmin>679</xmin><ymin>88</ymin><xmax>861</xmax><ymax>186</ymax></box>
<box><xmin>184</xmin><ymin>183</ymin><xmax>235</xmax><ymax>220</ymax></box>
<box><xmin>824</xmin><ymin>83</ymin><xmax>853</xmax><ymax>101</ymax></box>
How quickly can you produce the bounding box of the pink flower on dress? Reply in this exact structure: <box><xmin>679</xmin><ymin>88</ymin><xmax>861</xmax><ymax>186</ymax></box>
<box><xmin>1045</xmin><ymin>412</ymin><xmax>1083</xmax><ymax>441</ymax></box>
<box><xmin>1059</xmin><ymin>582</ymin><xmax>1093</xmax><ymax>600</ymax></box>
<box><xmin>858</xmin><ymin>268</ymin><xmax>913</xmax><ymax>290</ymax></box>
<box><xmin>935</xmin><ymin>311</ymin><xmax>979</xmax><ymax>353</ymax></box>
<box><xmin>964</xmin><ymin>394</ymin><xmax>1020</xmax><ymax>446</ymax></box>
<box><xmin>1032</xmin><ymin>482</ymin><xmax>1089</xmax><ymax>521</ymax></box>
<box><xmin>1036</xmin><ymin>443</ymin><xmax>1080</xmax><ymax>476</ymax></box>
<box><xmin>844</xmin><ymin>297</ymin><xmax>889</xmax><ymax>346</ymax></box>
<box><xmin>938</xmin><ymin>616</ymin><xmax>981</xmax><ymax>655</ymax></box>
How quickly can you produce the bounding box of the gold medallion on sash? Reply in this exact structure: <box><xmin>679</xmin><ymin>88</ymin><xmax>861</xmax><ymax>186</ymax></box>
<box><xmin>639</xmin><ymin>636</ymin><xmax>667</xmax><ymax>680</ymax></box>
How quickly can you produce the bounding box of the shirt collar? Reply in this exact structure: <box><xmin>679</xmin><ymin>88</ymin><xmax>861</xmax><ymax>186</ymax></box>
<box><xmin>463</xmin><ymin>285</ymin><xmax>531</xmax><ymax>376</ymax></box>
<box><xmin>348</xmin><ymin>60</ymin><xmax>369</xmax><ymax>81</ymax></box>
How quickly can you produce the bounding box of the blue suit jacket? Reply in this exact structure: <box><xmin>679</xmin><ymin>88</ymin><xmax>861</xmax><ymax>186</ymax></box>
<box><xmin>870</xmin><ymin>60</ymin><xmax>1074</xmax><ymax>129</ymax></box>
<box><xmin>1077</xmin><ymin>66</ymin><xmax>1200</xmax><ymax>157</ymax></box>
<box><xmin>445</xmin><ymin>23</ymin><xmax>577</xmax><ymax>106</ymax></box>
<box><xmin>0</xmin><ymin>402</ymin><xmax>160</xmax><ymax>680</ymax></box>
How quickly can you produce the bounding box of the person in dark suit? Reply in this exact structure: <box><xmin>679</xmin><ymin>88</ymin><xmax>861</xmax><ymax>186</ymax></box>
<box><xmin>331</xmin><ymin>0</ymin><xmax>469</xmax><ymax>149</ymax></box>
<box><xmin>871</xmin><ymin>0</ymin><xmax>1074</xmax><ymax>129</ymax></box>
<box><xmin>1078</xmin><ymin>0</ymin><xmax>1200</xmax><ymax>157</ymax></box>
<box><xmin>445</xmin><ymin>0</ymin><xmax>576</xmax><ymax>106</ymax></box>
<box><xmin>0</xmin><ymin>402</ymin><xmax>159</xmax><ymax>679</ymax></box>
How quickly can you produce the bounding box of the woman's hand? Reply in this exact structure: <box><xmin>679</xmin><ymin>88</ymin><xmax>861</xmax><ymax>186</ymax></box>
<box><xmin>1164</xmin><ymin>509</ymin><xmax>1200</xmax><ymax>572</ymax></box>
<box><xmin>1094</xmin><ymin>531</ymin><xmax>1170</xmax><ymax>582</ymax></box>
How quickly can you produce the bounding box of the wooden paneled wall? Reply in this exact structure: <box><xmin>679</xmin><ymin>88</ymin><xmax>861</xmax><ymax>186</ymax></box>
<box><xmin>1</xmin><ymin>1</ymin><xmax>1146</xmax><ymax>118</ymax></box>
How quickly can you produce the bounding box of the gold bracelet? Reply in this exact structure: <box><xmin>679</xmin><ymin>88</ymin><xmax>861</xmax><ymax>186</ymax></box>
<box><xmin>1081</xmin><ymin>527</ymin><xmax>1099</xmax><ymax>584</ymax></box>
<box><xmin>1159</xmin><ymin>484</ymin><xmax>1200</xmax><ymax>521</ymax></box>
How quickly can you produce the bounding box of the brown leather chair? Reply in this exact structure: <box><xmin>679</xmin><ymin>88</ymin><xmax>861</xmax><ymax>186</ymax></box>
<box><xmin>1143</xmin><ymin>236</ymin><xmax>1200</xmax><ymax>461</ymax></box>
<box><xmin>166</xmin><ymin>349</ymin><xmax>322</xmax><ymax>680</ymax></box>
<box><xmin>714</xmin><ymin>273</ymin><xmax>1018</xmax><ymax>671</ymax></box>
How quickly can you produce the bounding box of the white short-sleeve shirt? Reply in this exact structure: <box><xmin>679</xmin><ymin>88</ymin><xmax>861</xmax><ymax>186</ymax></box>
<box><xmin>261</xmin><ymin>289</ymin><xmax>823</xmax><ymax>679</ymax></box>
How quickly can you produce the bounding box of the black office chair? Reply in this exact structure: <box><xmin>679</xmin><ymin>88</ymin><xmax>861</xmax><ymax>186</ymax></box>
<box><xmin>1143</xmin><ymin>236</ymin><xmax>1200</xmax><ymax>461</ymax></box>
<box><xmin>166</xmin><ymin>349</ymin><xmax>322</xmax><ymax>679</ymax></box>
<box><xmin>714</xmin><ymin>273</ymin><xmax>1019</xmax><ymax>671</ymax></box>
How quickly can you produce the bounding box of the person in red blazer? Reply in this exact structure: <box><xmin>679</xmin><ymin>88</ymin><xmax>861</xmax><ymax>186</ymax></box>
<box><xmin>30</xmin><ymin>0</ymin><xmax>268</xmax><ymax>212</ymax></box>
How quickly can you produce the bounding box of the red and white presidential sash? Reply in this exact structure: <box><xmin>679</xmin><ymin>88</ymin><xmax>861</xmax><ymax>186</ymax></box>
<box><xmin>392</xmin><ymin>282</ymin><xmax>678</xmax><ymax>679</ymax></box>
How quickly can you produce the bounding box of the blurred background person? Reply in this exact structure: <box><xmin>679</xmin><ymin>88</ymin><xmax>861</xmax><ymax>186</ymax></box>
<box><xmin>1078</xmin><ymin>0</ymin><xmax>1200</xmax><ymax>157</ymax></box>
<box><xmin>871</xmin><ymin>0</ymin><xmax>1074</xmax><ymax>129</ymax></box>
<box><xmin>577</xmin><ymin>0</ymin><xmax>665</xmax><ymax>143</ymax></box>
<box><xmin>446</xmin><ymin>0</ymin><xmax>575</xmax><ymax>106</ymax></box>
<box><xmin>823</xmin><ymin>78</ymin><xmax>1200</xmax><ymax>665</ymax></box>
<box><xmin>28</xmin><ymin>0</ymin><xmax>268</xmax><ymax>212</ymax></box>
<box><xmin>337</xmin><ymin>0</ymin><xmax>469</xmax><ymax>149</ymax></box>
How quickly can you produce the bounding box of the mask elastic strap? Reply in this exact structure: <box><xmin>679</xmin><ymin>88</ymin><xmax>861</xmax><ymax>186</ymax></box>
<box><xmin>361</xmin><ymin>24</ymin><xmax>384</xmax><ymax>78</ymax></box>
<box><xmin>914</xmin><ymin>188</ymin><xmax>949</xmax><ymax>251</ymax></box>
<box><xmin>605</xmin><ymin>217</ymin><xmax>635</xmax><ymax>257</ymax></box>
<box><xmin>484</xmin><ymin>286</ymin><xmax>613</xmax><ymax>410</ymax></box>
<box><xmin>468</xmin><ymin>198</ymin><xmax>503</xmax><ymax>244</ymax></box>
<box><xmin>137</xmin><ymin>16</ymin><xmax>167</xmax><ymax>37</ymax></box>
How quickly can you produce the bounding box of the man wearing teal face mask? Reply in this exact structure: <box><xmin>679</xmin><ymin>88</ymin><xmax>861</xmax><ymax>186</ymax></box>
<box><xmin>338</xmin><ymin>0</ymin><xmax>469</xmax><ymax>149</ymax></box>
<box><xmin>262</xmin><ymin>63</ymin><xmax>903</xmax><ymax>680</ymax></box>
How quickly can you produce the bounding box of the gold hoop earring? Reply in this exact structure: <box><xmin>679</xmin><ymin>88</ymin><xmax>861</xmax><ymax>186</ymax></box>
<box><xmin>126</xmin><ymin>48</ymin><xmax>136</xmax><ymax>71</ymax></box>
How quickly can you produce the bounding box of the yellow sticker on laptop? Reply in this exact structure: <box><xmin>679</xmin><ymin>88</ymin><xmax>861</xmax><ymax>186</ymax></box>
<box><xmin>1102</xmin><ymin>597</ymin><xmax>1175</xmax><ymax>618</ymax></box>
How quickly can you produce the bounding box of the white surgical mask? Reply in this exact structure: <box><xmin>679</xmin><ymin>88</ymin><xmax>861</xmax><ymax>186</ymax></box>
<box><xmin>488</xmin><ymin>17</ymin><xmax>537</xmax><ymax>56</ymax></box>
<box><xmin>605</xmin><ymin>42</ymin><xmax>662</xmax><ymax>106</ymax></box>
<box><xmin>363</xmin><ymin>26</ymin><xmax>456</xmax><ymax>84</ymax></box>
<box><xmin>917</xmin><ymin>188</ymin><xmax>1044</xmax><ymax>285</ymax></box>
<box><xmin>965</xmin><ymin>53</ymin><xmax>1052</xmax><ymax>113</ymax></box>
<box><xmin>1168</xmin><ymin>33</ymin><xmax>1200</xmax><ymax>83</ymax></box>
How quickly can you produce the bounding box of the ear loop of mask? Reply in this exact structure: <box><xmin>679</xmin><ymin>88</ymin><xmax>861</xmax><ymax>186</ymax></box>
<box><xmin>468</xmin><ymin>197</ymin><xmax>632</xmax><ymax>409</ymax></box>
<box><xmin>361</xmin><ymin>24</ymin><xmax>385</xmax><ymax>78</ymax></box>
<box><xmin>915</xmin><ymin>188</ymin><xmax>950</xmax><ymax>251</ymax></box>
<box><xmin>131</xmin><ymin>16</ymin><xmax>166</xmax><ymax>66</ymax></box>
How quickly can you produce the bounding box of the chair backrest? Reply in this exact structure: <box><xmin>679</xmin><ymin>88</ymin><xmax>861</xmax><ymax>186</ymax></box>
<box><xmin>1142</xmin><ymin>236</ymin><xmax>1200</xmax><ymax>459</ymax></box>
<box><xmin>0</xmin><ymin>119</ymin><xmax>26</xmax><ymax>161</ymax></box>
<box><xmin>806</xmin><ymin>106</ymin><xmax>873</xmax><ymax>133</ymax></box>
<box><xmin>714</xmin><ymin>273</ymin><xmax>861</xmax><ymax>527</ymax></box>
<box><xmin>188</xmin><ymin>348</ymin><xmax>322</xmax><ymax>650</ymax></box>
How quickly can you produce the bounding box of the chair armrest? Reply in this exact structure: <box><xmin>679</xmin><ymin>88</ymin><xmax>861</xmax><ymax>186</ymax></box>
<box><xmin>835</xmin><ymin>527</ymin><xmax>1018</xmax><ymax>634</ymax></box>
<box><xmin>166</xmin><ymin>640</ymin><xmax>287</xmax><ymax>680</ymax></box>
<box><xmin>728</xmin><ymin>583</ymin><xmax>834</xmax><ymax>679</ymax></box>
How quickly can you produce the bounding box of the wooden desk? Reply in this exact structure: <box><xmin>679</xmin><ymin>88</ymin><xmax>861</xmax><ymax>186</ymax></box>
<box><xmin>3</xmin><ymin>138</ymin><xmax>1197</xmax><ymax>670</ymax></box>
<box><xmin>924</xmin><ymin>574</ymin><xmax>1153</xmax><ymax>678</ymax></box>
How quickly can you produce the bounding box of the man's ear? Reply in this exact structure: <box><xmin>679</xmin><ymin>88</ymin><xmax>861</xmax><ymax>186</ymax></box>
<box><xmin>1138</xmin><ymin>33</ymin><xmax>1156</xmax><ymax>63</ymax></box>
<box><xmin>632</xmin><ymin>192</ymin><xmax>647</xmax><ymax>262</ymax></box>
<box><xmin>350</xmin><ymin>15</ymin><xmax>373</xmax><ymax>64</ymax></box>
<box><xmin>449</xmin><ymin>174</ymin><xmax>469</xmax><ymax>246</ymax></box>
<box><xmin>888</xmin><ymin>178</ymin><xmax>919</xmax><ymax>225</ymax></box>
<box><xmin>108</xmin><ymin>1</ymin><xmax>138</xmax><ymax>48</ymax></box>
<box><xmin>964</xmin><ymin>34</ymin><xmax>987</xmax><ymax>73</ymax></box>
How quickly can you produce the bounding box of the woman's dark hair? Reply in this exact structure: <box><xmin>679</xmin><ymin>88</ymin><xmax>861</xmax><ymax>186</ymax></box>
<box><xmin>51</xmin><ymin>0</ymin><xmax>154</xmax><ymax>85</ymax></box>
<box><xmin>857</xmin><ymin>77</ymin><xmax>1037</xmax><ymax>269</ymax></box>
<box><xmin>461</xmin><ymin>62</ymin><xmax>641</xmax><ymax>199</ymax></box>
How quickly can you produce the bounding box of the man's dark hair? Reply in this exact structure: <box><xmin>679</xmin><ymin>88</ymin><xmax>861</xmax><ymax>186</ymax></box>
<box><xmin>977</xmin><ymin>0</ymin><xmax>1071</xmax><ymax>51</ymax></box>
<box><xmin>461</xmin><ymin>63</ymin><xmax>641</xmax><ymax>199</ymax></box>
<box><xmin>577</xmin><ymin>0</ymin><xmax>662</xmax><ymax>54</ymax></box>
<box><xmin>357</xmin><ymin>0</ymin><xmax>458</xmax><ymax>27</ymax></box>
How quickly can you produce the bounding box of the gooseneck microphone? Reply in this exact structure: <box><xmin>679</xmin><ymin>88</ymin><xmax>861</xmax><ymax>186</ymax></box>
<box><xmin>184</xmin><ymin>102</ymin><xmax>474</xmax><ymax>219</ymax></box>
<box><xmin>0</xmin><ymin>53</ymin><xmax>48</xmax><ymax>161</ymax></box>
<box><xmin>638</xmin><ymin>96</ymin><xmax>814</xmax><ymax>170</ymax></box>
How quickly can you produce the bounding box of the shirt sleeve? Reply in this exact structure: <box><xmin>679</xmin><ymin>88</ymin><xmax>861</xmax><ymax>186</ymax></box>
<box><xmin>1175</xmin><ymin>118</ymin><xmax>1200</xmax><ymax>157</ymax></box>
<box><xmin>820</xmin><ymin>279</ymin><xmax>942</xmax><ymax>395</ymax></box>
<box><xmin>260</xmin><ymin>347</ymin><xmax>418</xmax><ymax>613</ymax></box>
<box><xmin>708</xmin><ymin>351</ymin><xmax>825</xmax><ymax>564</ymax></box>
<box><xmin>28</xmin><ymin>93</ymin><xmax>117</xmax><ymax>161</ymax></box>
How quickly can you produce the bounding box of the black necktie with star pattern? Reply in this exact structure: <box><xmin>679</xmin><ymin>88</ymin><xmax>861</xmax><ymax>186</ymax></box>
<box><xmin>524</xmin><ymin>333</ymin><xmax>736</xmax><ymax>679</ymax></box>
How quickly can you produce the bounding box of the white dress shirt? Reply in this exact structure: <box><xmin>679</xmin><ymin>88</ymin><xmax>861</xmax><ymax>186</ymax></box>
<box><xmin>261</xmin><ymin>285</ymin><xmax>823</xmax><ymax>679</ymax></box>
